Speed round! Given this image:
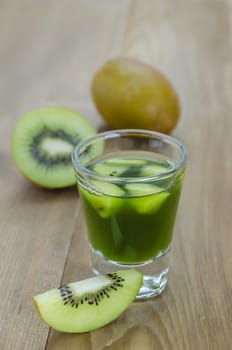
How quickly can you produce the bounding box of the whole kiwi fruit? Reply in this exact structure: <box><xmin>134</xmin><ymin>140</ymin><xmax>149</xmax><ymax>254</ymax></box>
<box><xmin>91</xmin><ymin>57</ymin><xmax>180</xmax><ymax>134</ymax></box>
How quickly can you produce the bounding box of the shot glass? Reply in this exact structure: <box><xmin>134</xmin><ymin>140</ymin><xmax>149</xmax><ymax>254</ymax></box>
<box><xmin>72</xmin><ymin>129</ymin><xmax>187</xmax><ymax>299</ymax></box>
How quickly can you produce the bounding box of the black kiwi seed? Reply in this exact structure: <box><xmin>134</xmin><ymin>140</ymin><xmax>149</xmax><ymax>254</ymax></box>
<box><xmin>116</xmin><ymin>283</ymin><xmax>123</xmax><ymax>287</ymax></box>
<box><xmin>109</xmin><ymin>171</ymin><xmax>118</xmax><ymax>176</ymax></box>
<box><xmin>103</xmin><ymin>290</ymin><xmax>110</xmax><ymax>298</ymax></box>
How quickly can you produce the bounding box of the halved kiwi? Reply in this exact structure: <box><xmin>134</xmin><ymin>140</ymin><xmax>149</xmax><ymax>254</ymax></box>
<box><xmin>12</xmin><ymin>107</ymin><xmax>97</xmax><ymax>188</ymax></box>
<box><xmin>33</xmin><ymin>269</ymin><xmax>143</xmax><ymax>333</ymax></box>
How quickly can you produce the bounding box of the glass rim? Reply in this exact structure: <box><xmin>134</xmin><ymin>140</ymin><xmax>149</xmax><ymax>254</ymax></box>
<box><xmin>72</xmin><ymin>129</ymin><xmax>188</xmax><ymax>182</ymax></box>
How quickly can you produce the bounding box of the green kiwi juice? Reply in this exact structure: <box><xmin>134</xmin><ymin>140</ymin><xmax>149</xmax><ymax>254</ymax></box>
<box><xmin>79</xmin><ymin>151</ymin><xmax>184</xmax><ymax>265</ymax></box>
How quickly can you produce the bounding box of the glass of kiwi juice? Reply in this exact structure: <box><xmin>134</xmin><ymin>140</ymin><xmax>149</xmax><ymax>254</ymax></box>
<box><xmin>72</xmin><ymin>129</ymin><xmax>187</xmax><ymax>299</ymax></box>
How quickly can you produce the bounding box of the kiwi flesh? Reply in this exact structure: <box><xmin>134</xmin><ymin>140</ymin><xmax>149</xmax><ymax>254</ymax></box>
<box><xmin>79</xmin><ymin>181</ymin><xmax>125</xmax><ymax>218</ymax></box>
<box><xmin>33</xmin><ymin>269</ymin><xmax>143</xmax><ymax>333</ymax></box>
<box><xmin>125</xmin><ymin>183</ymin><xmax>170</xmax><ymax>214</ymax></box>
<box><xmin>91</xmin><ymin>162</ymin><xmax>127</xmax><ymax>177</ymax></box>
<box><xmin>91</xmin><ymin>159</ymin><xmax>145</xmax><ymax>178</ymax></box>
<box><xmin>82</xmin><ymin>159</ymin><xmax>171</xmax><ymax>216</ymax></box>
<box><xmin>12</xmin><ymin>107</ymin><xmax>97</xmax><ymax>188</ymax></box>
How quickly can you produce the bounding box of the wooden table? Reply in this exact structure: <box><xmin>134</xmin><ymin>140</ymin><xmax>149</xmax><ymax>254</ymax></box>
<box><xmin>1</xmin><ymin>1</ymin><xmax>232</xmax><ymax>349</ymax></box>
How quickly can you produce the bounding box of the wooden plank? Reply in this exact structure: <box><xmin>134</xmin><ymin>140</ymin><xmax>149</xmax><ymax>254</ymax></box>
<box><xmin>0</xmin><ymin>1</ymin><xmax>130</xmax><ymax>349</ymax></box>
<box><xmin>0</xmin><ymin>0</ymin><xmax>130</xmax><ymax>128</ymax></box>
<box><xmin>0</xmin><ymin>0</ymin><xmax>231</xmax><ymax>349</ymax></box>
<box><xmin>46</xmin><ymin>0</ymin><xmax>232</xmax><ymax>349</ymax></box>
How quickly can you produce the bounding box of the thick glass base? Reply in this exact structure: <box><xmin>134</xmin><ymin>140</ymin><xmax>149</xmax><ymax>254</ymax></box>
<box><xmin>91</xmin><ymin>247</ymin><xmax>169</xmax><ymax>300</ymax></box>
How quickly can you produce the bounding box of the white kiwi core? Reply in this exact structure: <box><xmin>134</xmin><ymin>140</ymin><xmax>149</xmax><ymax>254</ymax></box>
<box><xmin>41</xmin><ymin>138</ymin><xmax>74</xmax><ymax>155</ymax></box>
<box><xmin>69</xmin><ymin>275</ymin><xmax>111</xmax><ymax>297</ymax></box>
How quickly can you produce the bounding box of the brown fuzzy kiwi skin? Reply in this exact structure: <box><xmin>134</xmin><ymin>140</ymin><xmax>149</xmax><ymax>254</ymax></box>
<box><xmin>91</xmin><ymin>58</ymin><xmax>180</xmax><ymax>134</ymax></box>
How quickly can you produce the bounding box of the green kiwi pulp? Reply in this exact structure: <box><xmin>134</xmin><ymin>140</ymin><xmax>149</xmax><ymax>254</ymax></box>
<box><xmin>12</xmin><ymin>107</ymin><xmax>97</xmax><ymax>188</ymax></box>
<box><xmin>33</xmin><ymin>269</ymin><xmax>143</xmax><ymax>333</ymax></box>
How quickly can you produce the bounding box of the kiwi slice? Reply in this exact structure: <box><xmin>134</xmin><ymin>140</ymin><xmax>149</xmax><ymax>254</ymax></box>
<box><xmin>33</xmin><ymin>269</ymin><xmax>143</xmax><ymax>333</ymax></box>
<box><xmin>91</xmin><ymin>158</ymin><xmax>147</xmax><ymax>178</ymax></box>
<box><xmin>91</xmin><ymin>162</ymin><xmax>127</xmax><ymax>177</ymax></box>
<box><xmin>105</xmin><ymin>158</ymin><xmax>146</xmax><ymax>166</ymax></box>
<box><xmin>80</xmin><ymin>181</ymin><xmax>125</xmax><ymax>218</ymax></box>
<box><xmin>140</xmin><ymin>164</ymin><xmax>169</xmax><ymax>176</ymax></box>
<box><xmin>12</xmin><ymin>107</ymin><xmax>97</xmax><ymax>188</ymax></box>
<box><xmin>125</xmin><ymin>183</ymin><xmax>163</xmax><ymax>196</ymax></box>
<box><xmin>125</xmin><ymin>183</ymin><xmax>170</xmax><ymax>214</ymax></box>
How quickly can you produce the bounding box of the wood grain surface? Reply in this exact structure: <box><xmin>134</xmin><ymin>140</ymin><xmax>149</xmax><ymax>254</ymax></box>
<box><xmin>1</xmin><ymin>0</ymin><xmax>232</xmax><ymax>349</ymax></box>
